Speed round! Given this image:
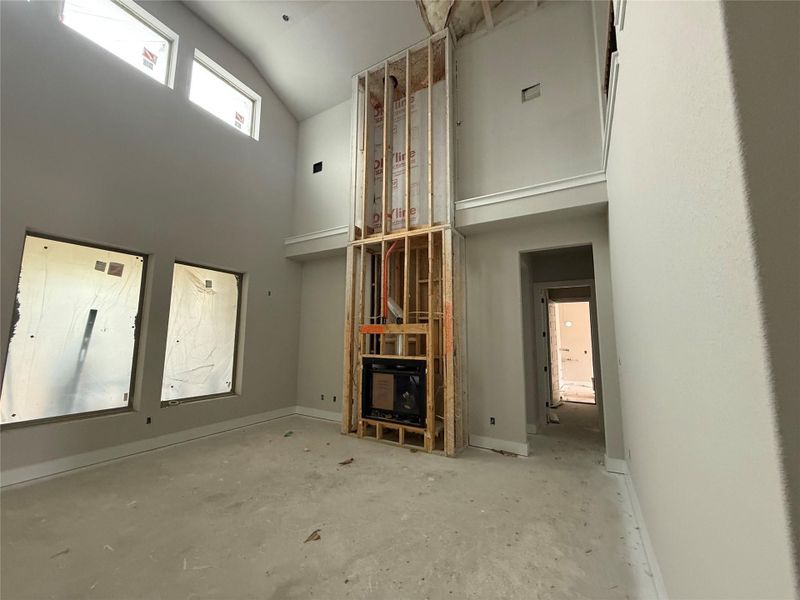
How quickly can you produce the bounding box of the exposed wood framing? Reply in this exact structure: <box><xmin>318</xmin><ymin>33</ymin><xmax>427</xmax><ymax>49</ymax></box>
<box><xmin>342</xmin><ymin>31</ymin><xmax>465</xmax><ymax>457</ymax></box>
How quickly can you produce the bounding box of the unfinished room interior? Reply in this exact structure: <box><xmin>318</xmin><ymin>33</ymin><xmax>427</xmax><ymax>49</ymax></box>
<box><xmin>1</xmin><ymin>0</ymin><xmax>798</xmax><ymax>598</ymax></box>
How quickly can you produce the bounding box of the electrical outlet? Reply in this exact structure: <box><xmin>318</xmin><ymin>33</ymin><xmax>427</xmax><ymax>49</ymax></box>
<box><xmin>333</xmin><ymin>395</ymin><xmax>337</xmax><ymax>403</ymax></box>
<box><xmin>146</xmin><ymin>416</ymin><xmax>152</xmax><ymax>424</ymax></box>
<box><xmin>321</xmin><ymin>394</ymin><xmax>325</xmax><ymax>402</ymax></box>
<box><xmin>490</xmin><ymin>417</ymin><xmax>496</xmax><ymax>425</ymax></box>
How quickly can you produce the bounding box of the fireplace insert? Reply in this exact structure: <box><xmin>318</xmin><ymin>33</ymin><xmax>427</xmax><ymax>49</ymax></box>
<box><xmin>361</xmin><ymin>357</ymin><xmax>427</xmax><ymax>427</ymax></box>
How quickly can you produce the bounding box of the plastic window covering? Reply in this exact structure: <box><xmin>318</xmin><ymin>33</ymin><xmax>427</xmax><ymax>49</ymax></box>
<box><xmin>0</xmin><ymin>236</ymin><xmax>145</xmax><ymax>424</ymax></box>
<box><xmin>161</xmin><ymin>264</ymin><xmax>239</xmax><ymax>402</ymax></box>
<box><xmin>61</xmin><ymin>0</ymin><xmax>172</xmax><ymax>85</ymax></box>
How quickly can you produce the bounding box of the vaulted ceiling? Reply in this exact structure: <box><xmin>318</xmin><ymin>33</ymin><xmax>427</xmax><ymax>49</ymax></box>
<box><xmin>185</xmin><ymin>1</ymin><xmax>428</xmax><ymax>121</ymax></box>
<box><xmin>185</xmin><ymin>0</ymin><xmax>503</xmax><ymax>121</ymax></box>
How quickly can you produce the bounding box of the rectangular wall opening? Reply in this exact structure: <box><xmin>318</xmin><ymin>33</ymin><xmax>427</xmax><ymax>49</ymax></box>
<box><xmin>1</xmin><ymin>234</ymin><xmax>146</xmax><ymax>426</ymax></box>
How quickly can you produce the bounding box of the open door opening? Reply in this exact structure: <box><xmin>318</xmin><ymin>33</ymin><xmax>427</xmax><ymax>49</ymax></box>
<box><xmin>521</xmin><ymin>244</ymin><xmax>606</xmax><ymax>451</ymax></box>
<box><xmin>548</xmin><ymin>299</ymin><xmax>596</xmax><ymax>407</ymax></box>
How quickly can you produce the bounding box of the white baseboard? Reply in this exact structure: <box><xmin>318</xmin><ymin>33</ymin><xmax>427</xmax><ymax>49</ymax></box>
<box><xmin>294</xmin><ymin>405</ymin><xmax>341</xmax><ymax>422</ymax></box>
<box><xmin>469</xmin><ymin>434</ymin><xmax>529</xmax><ymax>457</ymax></box>
<box><xmin>605</xmin><ymin>455</ymin><xmax>628</xmax><ymax>474</ymax></box>
<box><xmin>1</xmin><ymin>406</ymin><xmax>297</xmax><ymax>488</ymax></box>
<box><xmin>623</xmin><ymin>471</ymin><xmax>669</xmax><ymax>600</ymax></box>
<box><xmin>526</xmin><ymin>423</ymin><xmax>539</xmax><ymax>435</ymax></box>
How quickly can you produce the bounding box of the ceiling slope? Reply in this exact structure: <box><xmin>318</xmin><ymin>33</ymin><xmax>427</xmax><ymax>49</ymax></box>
<box><xmin>185</xmin><ymin>0</ymin><xmax>429</xmax><ymax>121</ymax></box>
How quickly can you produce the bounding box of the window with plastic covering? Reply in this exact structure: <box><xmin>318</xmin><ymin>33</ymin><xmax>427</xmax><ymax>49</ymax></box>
<box><xmin>161</xmin><ymin>263</ymin><xmax>241</xmax><ymax>403</ymax></box>
<box><xmin>1</xmin><ymin>235</ymin><xmax>146</xmax><ymax>426</ymax></box>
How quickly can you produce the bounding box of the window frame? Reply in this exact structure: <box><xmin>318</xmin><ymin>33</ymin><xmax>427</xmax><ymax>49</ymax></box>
<box><xmin>58</xmin><ymin>0</ymin><xmax>180</xmax><ymax>89</ymax></box>
<box><xmin>0</xmin><ymin>231</ymin><xmax>148</xmax><ymax>430</ymax></box>
<box><xmin>190</xmin><ymin>49</ymin><xmax>262</xmax><ymax>140</ymax></box>
<box><xmin>160</xmin><ymin>260</ymin><xmax>244</xmax><ymax>407</ymax></box>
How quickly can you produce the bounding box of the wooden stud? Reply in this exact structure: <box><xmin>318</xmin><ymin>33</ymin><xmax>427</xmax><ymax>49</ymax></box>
<box><xmin>362</xmin><ymin>70</ymin><xmax>372</xmax><ymax>238</ymax></box>
<box><xmin>342</xmin><ymin>245</ymin><xmax>356</xmax><ymax>434</ymax></box>
<box><xmin>382</xmin><ymin>61</ymin><xmax>391</xmax><ymax>235</ymax></box>
<box><xmin>425</xmin><ymin>231</ymin><xmax>434</xmax><ymax>451</ymax></box>
<box><xmin>355</xmin><ymin>244</ymin><xmax>367</xmax><ymax>436</ymax></box>
<box><xmin>403</xmin><ymin>236</ymin><xmax>410</xmax><ymax>352</ymax></box>
<box><xmin>445</xmin><ymin>31</ymin><xmax>456</xmax><ymax>227</ymax></box>
<box><xmin>443</xmin><ymin>229</ymin><xmax>455</xmax><ymax>455</ymax></box>
<box><xmin>405</xmin><ymin>49</ymin><xmax>411</xmax><ymax>232</ymax></box>
<box><xmin>427</xmin><ymin>39</ymin><xmax>433</xmax><ymax>228</ymax></box>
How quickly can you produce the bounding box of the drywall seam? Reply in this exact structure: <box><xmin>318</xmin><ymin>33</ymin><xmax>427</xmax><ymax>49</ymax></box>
<box><xmin>455</xmin><ymin>171</ymin><xmax>607</xmax><ymax>211</ymax></box>
<box><xmin>1</xmin><ymin>406</ymin><xmax>297</xmax><ymax>487</ymax></box>
<box><xmin>284</xmin><ymin>225</ymin><xmax>349</xmax><ymax>246</ymax></box>
<box><xmin>624</xmin><ymin>471</ymin><xmax>669</xmax><ymax>599</ymax></box>
<box><xmin>469</xmin><ymin>434</ymin><xmax>529</xmax><ymax>457</ymax></box>
<box><xmin>294</xmin><ymin>405</ymin><xmax>341</xmax><ymax>422</ymax></box>
<box><xmin>605</xmin><ymin>455</ymin><xmax>627</xmax><ymax>475</ymax></box>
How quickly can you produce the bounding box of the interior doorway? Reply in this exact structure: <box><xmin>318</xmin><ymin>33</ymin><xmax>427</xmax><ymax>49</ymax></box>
<box><xmin>533</xmin><ymin>281</ymin><xmax>602</xmax><ymax>431</ymax></box>
<box><xmin>548</xmin><ymin>299</ymin><xmax>596</xmax><ymax>406</ymax></box>
<box><xmin>520</xmin><ymin>243</ymin><xmax>607</xmax><ymax>452</ymax></box>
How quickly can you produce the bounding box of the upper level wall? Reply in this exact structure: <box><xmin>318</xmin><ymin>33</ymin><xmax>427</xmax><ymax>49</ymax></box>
<box><xmin>288</xmin><ymin>1</ymin><xmax>608</xmax><ymax>244</ymax></box>
<box><xmin>455</xmin><ymin>1</ymin><xmax>604</xmax><ymax>201</ymax></box>
<box><xmin>291</xmin><ymin>99</ymin><xmax>352</xmax><ymax>236</ymax></box>
<box><xmin>0</xmin><ymin>1</ymin><xmax>300</xmax><ymax>474</ymax></box>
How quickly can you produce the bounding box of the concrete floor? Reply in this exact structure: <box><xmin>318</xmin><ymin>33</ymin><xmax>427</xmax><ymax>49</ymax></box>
<box><xmin>2</xmin><ymin>408</ymin><xmax>656</xmax><ymax>599</ymax></box>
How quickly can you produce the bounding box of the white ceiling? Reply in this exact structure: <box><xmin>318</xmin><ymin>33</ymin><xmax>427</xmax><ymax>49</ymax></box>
<box><xmin>185</xmin><ymin>1</ymin><xmax>430</xmax><ymax>121</ymax></box>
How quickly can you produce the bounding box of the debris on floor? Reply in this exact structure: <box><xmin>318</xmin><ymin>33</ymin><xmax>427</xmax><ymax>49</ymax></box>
<box><xmin>491</xmin><ymin>449</ymin><xmax>517</xmax><ymax>457</ymax></box>
<box><xmin>304</xmin><ymin>529</ymin><xmax>321</xmax><ymax>543</ymax></box>
<box><xmin>338</xmin><ymin>458</ymin><xmax>354</xmax><ymax>466</ymax></box>
<box><xmin>283</xmin><ymin>431</ymin><xmax>293</xmax><ymax>437</ymax></box>
<box><xmin>547</xmin><ymin>410</ymin><xmax>560</xmax><ymax>424</ymax></box>
<box><xmin>49</xmin><ymin>548</ymin><xmax>69</xmax><ymax>559</ymax></box>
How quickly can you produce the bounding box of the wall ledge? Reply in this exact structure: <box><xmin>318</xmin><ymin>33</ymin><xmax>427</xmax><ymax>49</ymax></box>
<box><xmin>284</xmin><ymin>225</ymin><xmax>348</xmax><ymax>261</ymax></box>
<box><xmin>285</xmin><ymin>225</ymin><xmax>348</xmax><ymax>246</ymax></box>
<box><xmin>455</xmin><ymin>171</ymin><xmax>607</xmax><ymax>212</ymax></box>
<box><xmin>469</xmin><ymin>434</ymin><xmax>529</xmax><ymax>457</ymax></box>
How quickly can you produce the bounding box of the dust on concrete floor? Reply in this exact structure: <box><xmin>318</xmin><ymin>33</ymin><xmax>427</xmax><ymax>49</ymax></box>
<box><xmin>1</xmin><ymin>414</ymin><xmax>656</xmax><ymax>599</ymax></box>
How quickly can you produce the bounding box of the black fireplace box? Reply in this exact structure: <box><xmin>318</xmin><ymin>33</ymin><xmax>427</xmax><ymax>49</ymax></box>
<box><xmin>361</xmin><ymin>357</ymin><xmax>427</xmax><ymax>427</ymax></box>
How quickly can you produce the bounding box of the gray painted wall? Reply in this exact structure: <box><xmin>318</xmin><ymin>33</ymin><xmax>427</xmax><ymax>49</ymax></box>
<box><xmin>723</xmin><ymin>1</ymin><xmax>800</xmax><ymax>570</ymax></box>
<box><xmin>291</xmin><ymin>99</ymin><xmax>352</xmax><ymax>236</ymax></box>
<box><xmin>455</xmin><ymin>1</ymin><xmax>603</xmax><ymax>201</ymax></box>
<box><xmin>295</xmin><ymin>255</ymin><xmax>347</xmax><ymax>414</ymax></box>
<box><xmin>0</xmin><ymin>1</ymin><xmax>301</xmax><ymax>471</ymax></box>
<box><xmin>605</xmin><ymin>0</ymin><xmax>797</xmax><ymax>596</ymax></box>
<box><xmin>465</xmin><ymin>210</ymin><xmax>623</xmax><ymax>459</ymax></box>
